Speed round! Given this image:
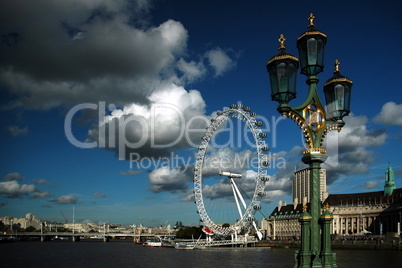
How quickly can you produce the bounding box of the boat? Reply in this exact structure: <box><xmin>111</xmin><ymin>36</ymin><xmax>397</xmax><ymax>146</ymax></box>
<box><xmin>175</xmin><ymin>242</ymin><xmax>195</xmax><ymax>250</ymax></box>
<box><xmin>142</xmin><ymin>237</ymin><xmax>162</xmax><ymax>247</ymax></box>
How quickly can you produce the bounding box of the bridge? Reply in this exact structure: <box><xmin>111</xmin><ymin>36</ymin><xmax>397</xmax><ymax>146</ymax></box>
<box><xmin>1</xmin><ymin>232</ymin><xmax>159</xmax><ymax>242</ymax></box>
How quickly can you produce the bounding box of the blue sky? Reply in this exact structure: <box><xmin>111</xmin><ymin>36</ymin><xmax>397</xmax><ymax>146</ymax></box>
<box><xmin>1</xmin><ymin>0</ymin><xmax>401</xmax><ymax>227</ymax></box>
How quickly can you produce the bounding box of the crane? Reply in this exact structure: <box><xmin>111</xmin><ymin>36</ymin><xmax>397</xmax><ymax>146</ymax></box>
<box><xmin>60</xmin><ymin>211</ymin><xmax>68</xmax><ymax>223</ymax></box>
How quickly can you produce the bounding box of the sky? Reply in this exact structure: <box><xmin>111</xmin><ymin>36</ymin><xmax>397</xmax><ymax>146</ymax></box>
<box><xmin>1</xmin><ymin>0</ymin><xmax>402</xmax><ymax>227</ymax></box>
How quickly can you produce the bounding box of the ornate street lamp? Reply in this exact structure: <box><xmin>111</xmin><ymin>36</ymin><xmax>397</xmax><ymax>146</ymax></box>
<box><xmin>324</xmin><ymin>60</ymin><xmax>353</xmax><ymax>122</ymax></box>
<box><xmin>266</xmin><ymin>13</ymin><xmax>353</xmax><ymax>268</ymax></box>
<box><xmin>267</xmin><ymin>34</ymin><xmax>299</xmax><ymax>116</ymax></box>
<box><xmin>297</xmin><ymin>13</ymin><xmax>327</xmax><ymax>77</ymax></box>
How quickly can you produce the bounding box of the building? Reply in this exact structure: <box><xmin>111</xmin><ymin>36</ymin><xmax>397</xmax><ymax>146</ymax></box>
<box><xmin>262</xmin><ymin>165</ymin><xmax>401</xmax><ymax>240</ymax></box>
<box><xmin>325</xmin><ymin>188</ymin><xmax>402</xmax><ymax>235</ymax></box>
<box><xmin>292</xmin><ymin>168</ymin><xmax>328</xmax><ymax>205</ymax></box>
<box><xmin>0</xmin><ymin>213</ymin><xmax>43</xmax><ymax>230</ymax></box>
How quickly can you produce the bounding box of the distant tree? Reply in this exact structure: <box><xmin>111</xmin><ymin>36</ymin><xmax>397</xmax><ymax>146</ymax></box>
<box><xmin>222</xmin><ymin>223</ymin><xmax>230</xmax><ymax>228</ymax></box>
<box><xmin>176</xmin><ymin>226</ymin><xmax>205</xmax><ymax>239</ymax></box>
<box><xmin>12</xmin><ymin>223</ymin><xmax>21</xmax><ymax>232</ymax></box>
<box><xmin>24</xmin><ymin>226</ymin><xmax>36</xmax><ymax>232</ymax></box>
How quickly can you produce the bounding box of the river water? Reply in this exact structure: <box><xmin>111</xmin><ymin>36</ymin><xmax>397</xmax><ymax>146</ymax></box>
<box><xmin>1</xmin><ymin>240</ymin><xmax>402</xmax><ymax>267</ymax></box>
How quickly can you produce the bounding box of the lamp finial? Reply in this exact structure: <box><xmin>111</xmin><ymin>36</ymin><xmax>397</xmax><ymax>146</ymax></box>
<box><xmin>278</xmin><ymin>34</ymin><xmax>286</xmax><ymax>50</ymax></box>
<box><xmin>334</xmin><ymin>59</ymin><xmax>341</xmax><ymax>73</ymax></box>
<box><xmin>308</xmin><ymin>13</ymin><xmax>315</xmax><ymax>27</ymax></box>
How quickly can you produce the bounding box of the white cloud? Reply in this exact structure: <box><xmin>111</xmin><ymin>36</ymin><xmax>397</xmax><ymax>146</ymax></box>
<box><xmin>149</xmin><ymin>167</ymin><xmax>189</xmax><ymax>193</ymax></box>
<box><xmin>89</xmin><ymin>83</ymin><xmax>209</xmax><ymax>159</ymax></box>
<box><xmin>0</xmin><ymin>1</ymin><xmax>189</xmax><ymax>109</ymax></box>
<box><xmin>31</xmin><ymin>191</ymin><xmax>53</xmax><ymax>199</ymax></box>
<box><xmin>50</xmin><ymin>194</ymin><xmax>78</xmax><ymax>204</ymax></box>
<box><xmin>177</xmin><ymin>58</ymin><xmax>206</xmax><ymax>83</ymax></box>
<box><xmin>373</xmin><ymin>102</ymin><xmax>402</xmax><ymax>126</ymax></box>
<box><xmin>363</xmin><ymin>181</ymin><xmax>378</xmax><ymax>189</ymax></box>
<box><xmin>321</xmin><ymin>114</ymin><xmax>387</xmax><ymax>183</ymax></box>
<box><xmin>1</xmin><ymin>1</ymin><xmax>238</xmax><ymax>111</ymax></box>
<box><xmin>4</xmin><ymin>172</ymin><xmax>24</xmax><ymax>181</ymax></box>
<box><xmin>0</xmin><ymin>180</ymin><xmax>36</xmax><ymax>198</ymax></box>
<box><xmin>0</xmin><ymin>173</ymin><xmax>54</xmax><ymax>199</ymax></box>
<box><xmin>205</xmin><ymin>48</ymin><xmax>235</xmax><ymax>76</ymax></box>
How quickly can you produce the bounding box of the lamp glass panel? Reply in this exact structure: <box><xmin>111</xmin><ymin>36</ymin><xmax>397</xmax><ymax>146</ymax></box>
<box><xmin>335</xmin><ymin>84</ymin><xmax>345</xmax><ymax>112</ymax></box>
<box><xmin>278</xmin><ymin>62</ymin><xmax>289</xmax><ymax>97</ymax></box>
<box><xmin>317</xmin><ymin>39</ymin><xmax>325</xmax><ymax>67</ymax></box>
<box><xmin>307</xmin><ymin>38</ymin><xmax>318</xmax><ymax>66</ymax></box>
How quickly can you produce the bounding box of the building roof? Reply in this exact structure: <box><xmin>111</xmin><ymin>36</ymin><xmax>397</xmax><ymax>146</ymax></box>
<box><xmin>267</xmin><ymin>188</ymin><xmax>402</xmax><ymax>219</ymax></box>
<box><xmin>268</xmin><ymin>203</ymin><xmax>309</xmax><ymax>218</ymax></box>
<box><xmin>324</xmin><ymin>188</ymin><xmax>402</xmax><ymax>207</ymax></box>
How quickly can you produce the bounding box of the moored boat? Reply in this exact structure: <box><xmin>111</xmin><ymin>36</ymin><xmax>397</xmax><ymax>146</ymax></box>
<box><xmin>142</xmin><ymin>238</ymin><xmax>162</xmax><ymax>247</ymax></box>
<box><xmin>175</xmin><ymin>242</ymin><xmax>195</xmax><ymax>250</ymax></box>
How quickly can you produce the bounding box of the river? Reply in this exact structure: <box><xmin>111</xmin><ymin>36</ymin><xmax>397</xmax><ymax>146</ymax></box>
<box><xmin>1</xmin><ymin>240</ymin><xmax>402</xmax><ymax>267</ymax></box>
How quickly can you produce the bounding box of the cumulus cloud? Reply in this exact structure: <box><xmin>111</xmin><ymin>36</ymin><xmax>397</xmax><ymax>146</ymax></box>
<box><xmin>1</xmin><ymin>1</ymin><xmax>236</xmax><ymax>111</ymax></box>
<box><xmin>323</xmin><ymin>114</ymin><xmax>387</xmax><ymax>184</ymax></box>
<box><xmin>4</xmin><ymin>172</ymin><xmax>24</xmax><ymax>181</ymax></box>
<box><xmin>0</xmin><ymin>0</ymin><xmax>186</xmax><ymax>109</ymax></box>
<box><xmin>373</xmin><ymin>102</ymin><xmax>402</xmax><ymax>126</ymax></box>
<box><xmin>205</xmin><ymin>48</ymin><xmax>235</xmax><ymax>76</ymax></box>
<box><xmin>1</xmin><ymin>173</ymin><xmax>54</xmax><ymax>198</ymax></box>
<box><xmin>50</xmin><ymin>194</ymin><xmax>78</xmax><ymax>204</ymax></box>
<box><xmin>88</xmin><ymin>83</ymin><xmax>209</xmax><ymax>159</ymax></box>
<box><xmin>149</xmin><ymin>167</ymin><xmax>189</xmax><ymax>193</ymax></box>
<box><xmin>0</xmin><ymin>180</ymin><xmax>36</xmax><ymax>198</ymax></box>
<box><xmin>362</xmin><ymin>181</ymin><xmax>378</xmax><ymax>189</ymax></box>
<box><xmin>177</xmin><ymin>58</ymin><xmax>206</xmax><ymax>83</ymax></box>
<box><xmin>31</xmin><ymin>191</ymin><xmax>53</xmax><ymax>199</ymax></box>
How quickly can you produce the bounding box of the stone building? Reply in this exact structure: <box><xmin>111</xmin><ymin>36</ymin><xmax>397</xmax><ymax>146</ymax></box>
<box><xmin>0</xmin><ymin>213</ymin><xmax>43</xmax><ymax>230</ymax></box>
<box><xmin>262</xmin><ymin>165</ymin><xmax>401</xmax><ymax>240</ymax></box>
<box><xmin>325</xmin><ymin>188</ymin><xmax>402</xmax><ymax>235</ymax></box>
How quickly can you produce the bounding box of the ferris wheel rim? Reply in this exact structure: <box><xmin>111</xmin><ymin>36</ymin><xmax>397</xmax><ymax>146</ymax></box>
<box><xmin>193</xmin><ymin>105</ymin><xmax>269</xmax><ymax>236</ymax></box>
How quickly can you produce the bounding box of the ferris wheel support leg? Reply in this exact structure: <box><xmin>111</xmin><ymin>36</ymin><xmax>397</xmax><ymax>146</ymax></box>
<box><xmin>231</xmin><ymin>178</ymin><xmax>247</xmax><ymax>210</ymax></box>
<box><xmin>231</xmin><ymin>178</ymin><xmax>244</xmax><ymax>219</ymax></box>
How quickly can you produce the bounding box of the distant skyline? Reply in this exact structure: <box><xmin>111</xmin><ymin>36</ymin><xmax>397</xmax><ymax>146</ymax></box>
<box><xmin>1</xmin><ymin>0</ymin><xmax>402</xmax><ymax>226</ymax></box>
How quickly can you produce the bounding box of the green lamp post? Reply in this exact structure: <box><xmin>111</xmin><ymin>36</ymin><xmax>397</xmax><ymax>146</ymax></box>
<box><xmin>266</xmin><ymin>13</ymin><xmax>353</xmax><ymax>268</ymax></box>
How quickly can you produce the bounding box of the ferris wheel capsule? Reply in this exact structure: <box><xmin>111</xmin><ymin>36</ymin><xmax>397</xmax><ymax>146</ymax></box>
<box><xmin>255</xmin><ymin>121</ymin><xmax>263</xmax><ymax>127</ymax></box>
<box><xmin>260</xmin><ymin>175</ymin><xmax>269</xmax><ymax>182</ymax></box>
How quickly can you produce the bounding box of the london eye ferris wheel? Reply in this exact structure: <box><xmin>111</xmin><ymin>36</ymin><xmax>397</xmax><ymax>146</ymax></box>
<box><xmin>193</xmin><ymin>104</ymin><xmax>270</xmax><ymax>238</ymax></box>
